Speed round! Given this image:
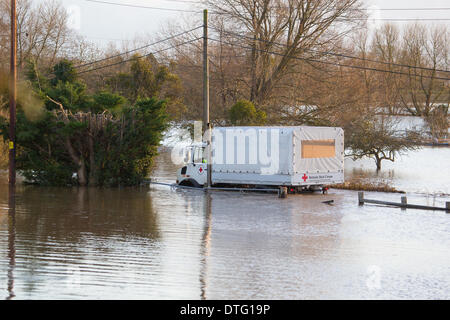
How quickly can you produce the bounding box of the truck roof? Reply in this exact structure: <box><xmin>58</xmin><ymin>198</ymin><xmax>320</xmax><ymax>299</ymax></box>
<box><xmin>213</xmin><ymin>125</ymin><xmax>343</xmax><ymax>131</ymax></box>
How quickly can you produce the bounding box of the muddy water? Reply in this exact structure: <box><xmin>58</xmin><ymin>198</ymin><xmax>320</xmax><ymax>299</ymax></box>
<box><xmin>0</xmin><ymin>148</ymin><xmax>449</xmax><ymax>299</ymax></box>
<box><xmin>345</xmin><ymin>146</ymin><xmax>450</xmax><ymax>195</ymax></box>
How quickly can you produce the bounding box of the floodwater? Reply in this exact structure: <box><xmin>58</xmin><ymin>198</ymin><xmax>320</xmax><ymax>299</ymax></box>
<box><xmin>345</xmin><ymin>146</ymin><xmax>450</xmax><ymax>195</ymax></box>
<box><xmin>0</xmin><ymin>147</ymin><xmax>449</xmax><ymax>299</ymax></box>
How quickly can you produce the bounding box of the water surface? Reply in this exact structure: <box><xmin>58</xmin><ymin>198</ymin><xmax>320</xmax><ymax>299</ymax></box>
<box><xmin>345</xmin><ymin>146</ymin><xmax>450</xmax><ymax>195</ymax></box>
<box><xmin>0</xmin><ymin>148</ymin><xmax>449</xmax><ymax>299</ymax></box>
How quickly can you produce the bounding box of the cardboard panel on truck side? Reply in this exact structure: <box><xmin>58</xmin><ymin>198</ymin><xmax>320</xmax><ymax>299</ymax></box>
<box><xmin>293</xmin><ymin>126</ymin><xmax>344</xmax><ymax>175</ymax></box>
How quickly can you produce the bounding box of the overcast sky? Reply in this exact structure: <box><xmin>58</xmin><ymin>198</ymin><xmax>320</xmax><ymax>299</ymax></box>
<box><xmin>33</xmin><ymin>0</ymin><xmax>450</xmax><ymax>46</ymax></box>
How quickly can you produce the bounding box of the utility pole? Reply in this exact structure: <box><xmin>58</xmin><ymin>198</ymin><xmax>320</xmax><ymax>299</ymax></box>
<box><xmin>203</xmin><ymin>9</ymin><xmax>212</xmax><ymax>189</ymax></box>
<box><xmin>9</xmin><ymin>0</ymin><xmax>17</xmax><ymax>186</ymax></box>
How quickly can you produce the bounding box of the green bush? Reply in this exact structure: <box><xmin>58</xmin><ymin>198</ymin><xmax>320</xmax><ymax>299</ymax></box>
<box><xmin>0</xmin><ymin>60</ymin><xmax>168</xmax><ymax>186</ymax></box>
<box><xmin>95</xmin><ymin>98</ymin><xmax>168</xmax><ymax>186</ymax></box>
<box><xmin>229</xmin><ymin>99</ymin><xmax>266</xmax><ymax>125</ymax></box>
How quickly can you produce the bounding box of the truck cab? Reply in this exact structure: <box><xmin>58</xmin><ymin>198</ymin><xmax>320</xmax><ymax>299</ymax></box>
<box><xmin>176</xmin><ymin>143</ymin><xmax>207</xmax><ymax>187</ymax></box>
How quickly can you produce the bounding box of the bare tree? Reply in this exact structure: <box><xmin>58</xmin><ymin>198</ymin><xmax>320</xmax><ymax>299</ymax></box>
<box><xmin>0</xmin><ymin>0</ymin><xmax>91</xmax><ymax>72</ymax></box>
<box><xmin>206</xmin><ymin>0</ymin><xmax>365</xmax><ymax>106</ymax></box>
<box><xmin>398</xmin><ymin>24</ymin><xmax>449</xmax><ymax>117</ymax></box>
<box><xmin>346</xmin><ymin>115</ymin><xmax>422</xmax><ymax>170</ymax></box>
<box><xmin>371</xmin><ymin>24</ymin><xmax>403</xmax><ymax>114</ymax></box>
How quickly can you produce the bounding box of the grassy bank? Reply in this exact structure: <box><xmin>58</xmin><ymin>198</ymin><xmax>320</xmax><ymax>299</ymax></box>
<box><xmin>330</xmin><ymin>178</ymin><xmax>405</xmax><ymax>193</ymax></box>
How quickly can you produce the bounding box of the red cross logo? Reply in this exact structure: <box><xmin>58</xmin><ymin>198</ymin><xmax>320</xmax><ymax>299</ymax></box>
<box><xmin>302</xmin><ymin>174</ymin><xmax>308</xmax><ymax>182</ymax></box>
<box><xmin>198</xmin><ymin>167</ymin><xmax>204</xmax><ymax>174</ymax></box>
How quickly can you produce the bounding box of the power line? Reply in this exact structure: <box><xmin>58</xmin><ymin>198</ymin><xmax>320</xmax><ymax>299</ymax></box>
<box><xmin>119</xmin><ymin>2</ymin><xmax>450</xmax><ymax>10</ymax></box>
<box><xmin>159</xmin><ymin>3</ymin><xmax>450</xmax><ymax>9</ymax></box>
<box><xmin>78</xmin><ymin>1</ymin><xmax>450</xmax><ymax>18</ymax></box>
<box><xmin>208</xmin><ymin>37</ymin><xmax>450</xmax><ymax>81</ymax></box>
<box><xmin>372</xmin><ymin>8</ymin><xmax>450</xmax><ymax>11</ymax></box>
<box><xmin>83</xmin><ymin>0</ymin><xmax>201</xmax><ymax>13</ymax></box>
<box><xmin>158</xmin><ymin>0</ymin><xmax>204</xmax><ymax>3</ymax></box>
<box><xmin>75</xmin><ymin>26</ymin><xmax>202</xmax><ymax>69</ymax></box>
<box><xmin>0</xmin><ymin>31</ymin><xmax>28</xmax><ymax>37</ymax></box>
<box><xmin>210</xmin><ymin>27</ymin><xmax>450</xmax><ymax>74</ymax></box>
<box><xmin>83</xmin><ymin>35</ymin><xmax>134</xmax><ymax>41</ymax></box>
<box><xmin>77</xmin><ymin>37</ymin><xmax>202</xmax><ymax>74</ymax></box>
<box><xmin>350</xmin><ymin>18</ymin><xmax>450</xmax><ymax>21</ymax></box>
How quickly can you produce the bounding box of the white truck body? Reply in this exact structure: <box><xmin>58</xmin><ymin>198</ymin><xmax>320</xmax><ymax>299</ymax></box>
<box><xmin>176</xmin><ymin>126</ymin><xmax>344</xmax><ymax>189</ymax></box>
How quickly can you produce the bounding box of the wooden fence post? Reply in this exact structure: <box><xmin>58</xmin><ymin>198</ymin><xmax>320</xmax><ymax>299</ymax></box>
<box><xmin>279</xmin><ymin>187</ymin><xmax>287</xmax><ymax>199</ymax></box>
<box><xmin>358</xmin><ymin>192</ymin><xmax>364</xmax><ymax>205</ymax></box>
<box><xmin>401</xmin><ymin>196</ymin><xmax>407</xmax><ymax>210</ymax></box>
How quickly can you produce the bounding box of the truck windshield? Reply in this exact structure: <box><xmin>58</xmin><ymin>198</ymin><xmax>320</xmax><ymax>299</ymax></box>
<box><xmin>184</xmin><ymin>149</ymin><xmax>191</xmax><ymax>163</ymax></box>
<box><xmin>193</xmin><ymin>147</ymin><xmax>204</xmax><ymax>163</ymax></box>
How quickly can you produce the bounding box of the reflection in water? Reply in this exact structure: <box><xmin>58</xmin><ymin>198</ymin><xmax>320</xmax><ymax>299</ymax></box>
<box><xmin>0</xmin><ymin>182</ymin><xmax>162</xmax><ymax>299</ymax></box>
<box><xmin>7</xmin><ymin>185</ymin><xmax>16</xmax><ymax>300</ymax></box>
<box><xmin>15</xmin><ymin>186</ymin><xmax>159</xmax><ymax>240</ymax></box>
<box><xmin>0</xmin><ymin>146</ymin><xmax>449</xmax><ymax>299</ymax></box>
<box><xmin>200</xmin><ymin>192</ymin><xmax>212</xmax><ymax>300</ymax></box>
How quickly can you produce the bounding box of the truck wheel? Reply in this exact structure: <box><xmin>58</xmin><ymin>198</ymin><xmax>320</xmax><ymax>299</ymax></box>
<box><xmin>179</xmin><ymin>179</ymin><xmax>203</xmax><ymax>188</ymax></box>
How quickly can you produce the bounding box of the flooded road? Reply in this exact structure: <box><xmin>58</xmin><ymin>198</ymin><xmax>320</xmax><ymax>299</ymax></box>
<box><xmin>0</xmin><ymin>148</ymin><xmax>449</xmax><ymax>299</ymax></box>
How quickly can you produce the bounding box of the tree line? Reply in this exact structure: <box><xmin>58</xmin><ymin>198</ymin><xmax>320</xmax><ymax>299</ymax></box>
<box><xmin>0</xmin><ymin>0</ymin><xmax>449</xmax><ymax>182</ymax></box>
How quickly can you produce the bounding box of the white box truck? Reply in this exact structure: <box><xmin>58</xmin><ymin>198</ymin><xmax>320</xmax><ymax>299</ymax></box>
<box><xmin>176</xmin><ymin>126</ymin><xmax>344</xmax><ymax>193</ymax></box>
